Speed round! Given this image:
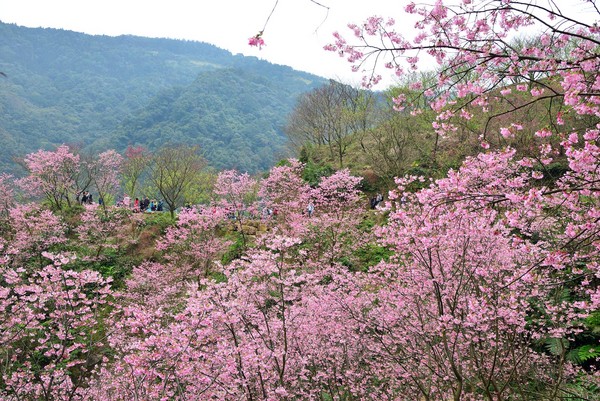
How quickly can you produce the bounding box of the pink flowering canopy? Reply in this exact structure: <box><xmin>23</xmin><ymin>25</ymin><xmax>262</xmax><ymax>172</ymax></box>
<box><xmin>19</xmin><ymin>145</ymin><xmax>80</xmax><ymax>209</ymax></box>
<box><xmin>0</xmin><ymin>252</ymin><xmax>114</xmax><ymax>400</ymax></box>
<box><xmin>88</xmin><ymin>149</ymin><xmax>123</xmax><ymax>207</ymax></box>
<box><xmin>2</xmin><ymin>1</ymin><xmax>600</xmax><ymax>398</ymax></box>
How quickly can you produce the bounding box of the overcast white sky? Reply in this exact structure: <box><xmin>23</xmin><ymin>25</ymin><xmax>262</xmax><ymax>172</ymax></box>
<box><xmin>0</xmin><ymin>0</ymin><xmax>408</xmax><ymax>87</ymax></box>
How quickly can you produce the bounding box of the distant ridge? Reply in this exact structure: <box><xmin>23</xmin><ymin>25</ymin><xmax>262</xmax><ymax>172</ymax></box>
<box><xmin>0</xmin><ymin>22</ymin><xmax>326</xmax><ymax>173</ymax></box>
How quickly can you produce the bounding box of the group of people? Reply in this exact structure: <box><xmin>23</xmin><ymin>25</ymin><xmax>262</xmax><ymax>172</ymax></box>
<box><xmin>369</xmin><ymin>193</ymin><xmax>383</xmax><ymax>209</ymax></box>
<box><xmin>75</xmin><ymin>191</ymin><xmax>164</xmax><ymax>209</ymax></box>
<box><xmin>258</xmin><ymin>202</ymin><xmax>314</xmax><ymax>219</ymax></box>
<box><xmin>76</xmin><ymin>191</ymin><xmax>94</xmax><ymax>205</ymax></box>
<box><xmin>120</xmin><ymin>195</ymin><xmax>164</xmax><ymax>212</ymax></box>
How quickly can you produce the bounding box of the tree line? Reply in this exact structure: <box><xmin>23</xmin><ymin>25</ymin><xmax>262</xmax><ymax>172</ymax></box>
<box><xmin>12</xmin><ymin>144</ymin><xmax>211</xmax><ymax>219</ymax></box>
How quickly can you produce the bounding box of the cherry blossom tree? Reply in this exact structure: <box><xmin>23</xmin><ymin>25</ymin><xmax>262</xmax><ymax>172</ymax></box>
<box><xmin>326</xmin><ymin>0</ymin><xmax>600</xmax><ymax>136</ymax></box>
<box><xmin>306</xmin><ymin>168</ymin><xmax>365</xmax><ymax>267</ymax></box>
<box><xmin>0</xmin><ymin>252</ymin><xmax>114</xmax><ymax>401</ymax></box>
<box><xmin>92</xmin><ymin>163</ymin><xmax>374</xmax><ymax>400</ymax></box>
<box><xmin>94</xmin><ymin>235</ymin><xmax>360</xmax><ymax>400</ymax></box>
<box><xmin>346</xmin><ymin>144</ymin><xmax>600</xmax><ymax>399</ymax></box>
<box><xmin>215</xmin><ymin>169</ymin><xmax>258</xmax><ymax>248</ymax></box>
<box><xmin>258</xmin><ymin>159</ymin><xmax>312</xmax><ymax>234</ymax></box>
<box><xmin>320</xmin><ymin>1</ymin><xmax>600</xmax><ymax>397</ymax></box>
<box><xmin>19</xmin><ymin>145</ymin><xmax>80</xmax><ymax>210</ymax></box>
<box><xmin>156</xmin><ymin>206</ymin><xmax>231</xmax><ymax>284</ymax></box>
<box><xmin>2</xmin><ymin>203</ymin><xmax>67</xmax><ymax>270</ymax></box>
<box><xmin>88</xmin><ymin>150</ymin><xmax>123</xmax><ymax>210</ymax></box>
<box><xmin>259</xmin><ymin>161</ymin><xmax>365</xmax><ymax>266</ymax></box>
<box><xmin>76</xmin><ymin>203</ymin><xmax>130</xmax><ymax>260</ymax></box>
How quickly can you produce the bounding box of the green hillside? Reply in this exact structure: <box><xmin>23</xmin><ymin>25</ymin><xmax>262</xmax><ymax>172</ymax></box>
<box><xmin>107</xmin><ymin>68</ymin><xmax>308</xmax><ymax>172</ymax></box>
<box><xmin>0</xmin><ymin>22</ymin><xmax>326</xmax><ymax>173</ymax></box>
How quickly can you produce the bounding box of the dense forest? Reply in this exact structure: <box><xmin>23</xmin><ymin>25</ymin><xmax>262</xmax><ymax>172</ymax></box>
<box><xmin>0</xmin><ymin>22</ymin><xmax>325</xmax><ymax>173</ymax></box>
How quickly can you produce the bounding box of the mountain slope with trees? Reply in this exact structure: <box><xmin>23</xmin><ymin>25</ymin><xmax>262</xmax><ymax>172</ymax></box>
<box><xmin>0</xmin><ymin>22</ymin><xmax>325</xmax><ymax>173</ymax></box>
<box><xmin>106</xmin><ymin>68</ymin><xmax>316</xmax><ymax>172</ymax></box>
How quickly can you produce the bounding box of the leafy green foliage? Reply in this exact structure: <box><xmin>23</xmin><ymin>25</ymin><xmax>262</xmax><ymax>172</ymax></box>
<box><xmin>575</xmin><ymin>345</ymin><xmax>600</xmax><ymax>363</ymax></box>
<box><xmin>142</xmin><ymin>211</ymin><xmax>177</xmax><ymax>233</ymax></box>
<box><xmin>70</xmin><ymin>249</ymin><xmax>133</xmax><ymax>289</ymax></box>
<box><xmin>349</xmin><ymin>244</ymin><xmax>393</xmax><ymax>272</ymax></box>
<box><xmin>545</xmin><ymin>337</ymin><xmax>570</xmax><ymax>357</ymax></box>
<box><xmin>301</xmin><ymin>159</ymin><xmax>335</xmax><ymax>186</ymax></box>
<box><xmin>586</xmin><ymin>310</ymin><xmax>600</xmax><ymax>334</ymax></box>
<box><xmin>221</xmin><ymin>232</ymin><xmax>247</xmax><ymax>265</ymax></box>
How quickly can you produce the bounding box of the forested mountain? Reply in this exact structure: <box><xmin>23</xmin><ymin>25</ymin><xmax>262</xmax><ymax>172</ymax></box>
<box><xmin>0</xmin><ymin>22</ymin><xmax>326</xmax><ymax>173</ymax></box>
<box><xmin>106</xmin><ymin>67</ymin><xmax>317</xmax><ymax>172</ymax></box>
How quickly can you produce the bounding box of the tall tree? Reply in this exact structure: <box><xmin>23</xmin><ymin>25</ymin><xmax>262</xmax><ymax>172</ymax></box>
<box><xmin>360</xmin><ymin>84</ymin><xmax>439</xmax><ymax>182</ymax></box>
<box><xmin>19</xmin><ymin>145</ymin><xmax>80</xmax><ymax>210</ymax></box>
<box><xmin>285</xmin><ymin>80</ymin><xmax>375</xmax><ymax>168</ymax></box>
<box><xmin>88</xmin><ymin>149</ymin><xmax>123</xmax><ymax>211</ymax></box>
<box><xmin>321</xmin><ymin>0</ymin><xmax>600</xmax><ymax>397</ymax></box>
<box><xmin>148</xmin><ymin>145</ymin><xmax>206</xmax><ymax>218</ymax></box>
